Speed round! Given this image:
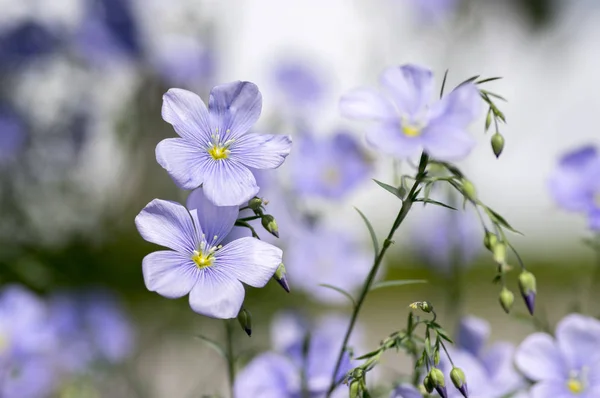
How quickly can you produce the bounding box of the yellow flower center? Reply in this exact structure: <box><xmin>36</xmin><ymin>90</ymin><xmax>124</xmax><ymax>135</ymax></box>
<box><xmin>402</xmin><ymin>124</ymin><xmax>421</xmax><ymax>137</ymax></box>
<box><xmin>208</xmin><ymin>145</ymin><xmax>229</xmax><ymax>160</ymax></box>
<box><xmin>192</xmin><ymin>250</ymin><xmax>214</xmax><ymax>269</ymax></box>
<box><xmin>322</xmin><ymin>167</ymin><xmax>340</xmax><ymax>186</ymax></box>
<box><xmin>568</xmin><ymin>378</ymin><xmax>584</xmax><ymax>394</ymax></box>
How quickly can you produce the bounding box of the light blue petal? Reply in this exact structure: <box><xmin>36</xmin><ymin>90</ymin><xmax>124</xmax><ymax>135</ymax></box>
<box><xmin>186</xmin><ymin>187</ymin><xmax>238</xmax><ymax>246</ymax></box>
<box><xmin>556</xmin><ymin>314</ymin><xmax>600</xmax><ymax>370</ymax></box>
<box><xmin>390</xmin><ymin>383</ymin><xmax>423</xmax><ymax>398</ymax></box>
<box><xmin>234</xmin><ymin>353</ymin><xmax>298</xmax><ymax>398</ymax></box>
<box><xmin>379</xmin><ymin>64</ymin><xmax>433</xmax><ymax>117</ymax></box>
<box><xmin>421</xmin><ymin>123</ymin><xmax>476</xmax><ymax>161</ymax></box>
<box><xmin>483</xmin><ymin>342</ymin><xmax>526</xmax><ymax>396</ymax></box>
<box><xmin>232</xmin><ymin>133</ymin><xmax>292</xmax><ymax>169</ymax></box>
<box><xmin>559</xmin><ymin>145</ymin><xmax>597</xmax><ymax>169</ymax></box>
<box><xmin>188</xmin><ymin>268</ymin><xmax>245</xmax><ymax>319</ymax></box>
<box><xmin>365</xmin><ymin>122</ymin><xmax>423</xmax><ymax>159</ymax></box>
<box><xmin>156</xmin><ymin>138</ymin><xmax>209</xmax><ymax>190</ymax></box>
<box><xmin>162</xmin><ymin>88</ymin><xmax>212</xmax><ymax>145</ymax></box>
<box><xmin>142</xmin><ymin>250</ymin><xmax>198</xmax><ymax>298</ymax></box>
<box><xmin>208</xmin><ymin>81</ymin><xmax>262</xmax><ymax>141</ymax></box>
<box><xmin>529</xmin><ymin>381</ymin><xmax>572</xmax><ymax>398</ymax></box>
<box><xmin>339</xmin><ymin>88</ymin><xmax>397</xmax><ymax>121</ymax></box>
<box><xmin>135</xmin><ymin>199</ymin><xmax>198</xmax><ymax>254</ymax></box>
<box><xmin>202</xmin><ymin>160</ymin><xmax>259</xmax><ymax>206</ymax></box>
<box><xmin>216</xmin><ymin>237</ymin><xmax>282</xmax><ymax>287</ymax></box>
<box><xmin>428</xmin><ymin>82</ymin><xmax>481</xmax><ymax>127</ymax></box>
<box><xmin>457</xmin><ymin>315</ymin><xmax>490</xmax><ymax>357</ymax></box>
<box><xmin>515</xmin><ymin>333</ymin><xmax>567</xmax><ymax>381</ymax></box>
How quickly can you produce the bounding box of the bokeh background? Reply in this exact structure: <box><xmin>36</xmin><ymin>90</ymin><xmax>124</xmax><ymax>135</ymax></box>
<box><xmin>1</xmin><ymin>0</ymin><xmax>599</xmax><ymax>396</ymax></box>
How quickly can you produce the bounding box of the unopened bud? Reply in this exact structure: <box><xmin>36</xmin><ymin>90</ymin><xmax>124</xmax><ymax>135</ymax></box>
<box><xmin>450</xmin><ymin>367</ymin><xmax>468</xmax><ymax>398</ymax></box>
<box><xmin>434</xmin><ymin>350</ymin><xmax>440</xmax><ymax>366</ymax></box>
<box><xmin>499</xmin><ymin>287</ymin><xmax>514</xmax><ymax>314</ymax></box>
<box><xmin>423</xmin><ymin>375</ymin><xmax>434</xmax><ymax>394</ymax></box>
<box><xmin>261</xmin><ymin>215</ymin><xmax>279</xmax><ymax>238</ymax></box>
<box><xmin>237</xmin><ymin>308</ymin><xmax>252</xmax><ymax>337</ymax></box>
<box><xmin>518</xmin><ymin>271</ymin><xmax>537</xmax><ymax>315</ymax></box>
<box><xmin>248</xmin><ymin>197</ymin><xmax>263</xmax><ymax>211</ymax></box>
<box><xmin>485</xmin><ymin>109</ymin><xmax>492</xmax><ymax>131</ymax></box>
<box><xmin>429</xmin><ymin>368</ymin><xmax>448</xmax><ymax>398</ymax></box>
<box><xmin>462</xmin><ymin>179</ymin><xmax>477</xmax><ymax>202</ymax></box>
<box><xmin>491</xmin><ymin>133</ymin><xmax>505</xmax><ymax>158</ymax></box>
<box><xmin>273</xmin><ymin>263</ymin><xmax>290</xmax><ymax>293</ymax></box>
<box><xmin>483</xmin><ymin>232</ymin><xmax>498</xmax><ymax>252</ymax></box>
<box><xmin>493</xmin><ymin>242</ymin><xmax>506</xmax><ymax>264</ymax></box>
<box><xmin>349</xmin><ymin>380</ymin><xmax>360</xmax><ymax>398</ymax></box>
<box><xmin>421</xmin><ymin>301</ymin><xmax>433</xmax><ymax>313</ymax></box>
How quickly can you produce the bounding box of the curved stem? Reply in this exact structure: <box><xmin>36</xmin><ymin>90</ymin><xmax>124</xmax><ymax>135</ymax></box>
<box><xmin>225</xmin><ymin>319</ymin><xmax>235</xmax><ymax>398</ymax></box>
<box><xmin>325</xmin><ymin>154</ymin><xmax>428</xmax><ymax>397</ymax></box>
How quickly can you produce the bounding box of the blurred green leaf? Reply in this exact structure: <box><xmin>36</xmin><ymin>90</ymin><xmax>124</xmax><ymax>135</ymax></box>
<box><xmin>370</xmin><ymin>279</ymin><xmax>427</xmax><ymax>292</ymax></box>
<box><xmin>414</xmin><ymin>198</ymin><xmax>457</xmax><ymax>211</ymax></box>
<box><xmin>354</xmin><ymin>207</ymin><xmax>379</xmax><ymax>258</ymax></box>
<box><xmin>194</xmin><ymin>334</ymin><xmax>226</xmax><ymax>359</ymax></box>
<box><xmin>373</xmin><ymin>179</ymin><xmax>403</xmax><ymax>200</ymax></box>
<box><xmin>319</xmin><ymin>284</ymin><xmax>356</xmax><ymax>308</ymax></box>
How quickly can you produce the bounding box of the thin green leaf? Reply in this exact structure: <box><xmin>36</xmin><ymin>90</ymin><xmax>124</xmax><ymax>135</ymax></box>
<box><xmin>482</xmin><ymin>90</ymin><xmax>507</xmax><ymax>102</ymax></box>
<box><xmin>370</xmin><ymin>279</ymin><xmax>427</xmax><ymax>292</ymax></box>
<box><xmin>373</xmin><ymin>179</ymin><xmax>402</xmax><ymax>199</ymax></box>
<box><xmin>435</xmin><ymin>328</ymin><xmax>454</xmax><ymax>344</ymax></box>
<box><xmin>319</xmin><ymin>284</ymin><xmax>356</xmax><ymax>308</ymax></box>
<box><xmin>414</xmin><ymin>198</ymin><xmax>457</xmax><ymax>210</ymax></box>
<box><xmin>487</xmin><ymin>207</ymin><xmax>523</xmax><ymax>235</ymax></box>
<box><xmin>440</xmin><ymin>69</ymin><xmax>449</xmax><ymax>98</ymax></box>
<box><xmin>457</xmin><ymin>75</ymin><xmax>480</xmax><ymax>88</ymax></box>
<box><xmin>477</xmin><ymin>76</ymin><xmax>503</xmax><ymax>84</ymax></box>
<box><xmin>194</xmin><ymin>334</ymin><xmax>226</xmax><ymax>359</ymax></box>
<box><xmin>355</xmin><ymin>349</ymin><xmax>382</xmax><ymax>360</ymax></box>
<box><xmin>355</xmin><ymin>207</ymin><xmax>379</xmax><ymax>258</ymax></box>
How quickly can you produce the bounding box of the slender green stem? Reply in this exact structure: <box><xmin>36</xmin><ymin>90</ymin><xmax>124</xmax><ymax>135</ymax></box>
<box><xmin>325</xmin><ymin>154</ymin><xmax>428</xmax><ymax>397</ymax></box>
<box><xmin>225</xmin><ymin>320</ymin><xmax>235</xmax><ymax>398</ymax></box>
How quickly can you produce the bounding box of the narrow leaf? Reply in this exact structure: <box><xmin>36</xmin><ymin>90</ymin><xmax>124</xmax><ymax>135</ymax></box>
<box><xmin>487</xmin><ymin>207</ymin><xmax>523</xmax><ymax>235</ymax></box>
<box><xmin>373</xmin><ymin>179</ymin><xmax>402</xmax><ymax>199</ymax></box>
<box><xmin>477</xmin><ymin>76</ymin><xmax>503</xmax><ymax>84</ymax></box>
<box><xmin>440</xmin><ymin>69</ymin><xmax>449</xmax><ymax>98</ymax></box>
<box><xmin>370</xmin><ymin>279</ymin><xmax>427</xmax><ymax>292</ymax></box>
<box><xmin>355</xmin><ymin>349</ymin><xmax>382</xmax><ymax>360</ymax></box>
<box><xmin>319</xmin><ymin>284</ymin><xmax>356</xmax><ymax>308</ymax></box>
<box><xmin>355</xmin><ymin>207</ymin><xmax>379</xmax><ymax>258</ymax></box>
<box><xmin>195</xmin><ymin>334</ymin><xmax>226</xmax><ymax>359</ymax></box>
<box><xmin>435</xmin><ymin>328</ymin><xmax>454</xmax><ymax>344</ymax></box>
<box><xmin>414</xmin><ymin>198</ymin><xmax>457</xmax><ymax>210</ymax></box>
<box><xmin>482</xmin><ymin>90</ymin><xmax>507</xmax><ymax>101</ymax></box>
<box><xmin>457</xmin><ymin>75</ymin><xmax>480</xmax><ymax>88</ymax></box>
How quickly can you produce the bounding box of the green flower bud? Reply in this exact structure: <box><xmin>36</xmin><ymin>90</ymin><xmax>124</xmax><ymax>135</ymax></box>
<box><xmin>273</xmin><ymin>263</ymin><xmax>290</xmax><ymax>293</ymax></box>
<box><xmin>349</xmin><ymin>380</ymin><xmax>360</xmax><ymax>398</ymax></box>
<box><xmin>491</xmin><ymin>133</ymin><xmax>505</xmax><ymax>158</ymax></box>
<box><xmin>423</xmin><ymin>375</ymin><xmax>434</xmax><ymax>394</ymax></box>
<box><xmin>428</xmin><ymin>368</ymin><xmax>448</xmax><ymax>398</ymax></box>
<box><xmin>421</xmin><ymin>301</ymin><xmax>433</xmax><ymax>313</ymax></box>
<box><xmin>434</xmin><ymin>350</ymin><xmax>441</xmax><ymax>366</ymax></box>
<box><xmin>483</xmin><ymin>232</ymin><xmax>498</xmax><ymax>252</ymax></box>
<box><xmin>450</xmin><ymin>367</ymin><xmax>468</xmax><ymax>398</ymax></box>
<box><xmin>499</xmin><ymin>287</ymin><xmax>515</xmax><ymax>314</ymax></box>
<box><xmin>462</xmin><ymin>179</ymin><xmax>477</xmax><ymax>202</ymax></box>
<box><xmin>237</xmin><ymin>308</ymin><xmax>252</xmax><ymax>337</ymax></box>
<box><xmin>485</xmin><ymin>109</ymin><xmax>492</xmax><ymax>131</ymax></box>
<box><xmin>248</xmin><ymin>197</ymin><xmax>263</xmax><ymax>211</ymax></box>
<box><xmin>261</xmin><ymin>214</ymin><xmax>279</xmax><ymax>238</ymax></box>
<box><xmin>518</xmin><ymin>271</ymin><xmax>537</xmax><ymax>315</ymax></box>
<box><xmin>493</xmin><ymin>242</ymin><xmax>506</xmax><ymax>264</ymax></box>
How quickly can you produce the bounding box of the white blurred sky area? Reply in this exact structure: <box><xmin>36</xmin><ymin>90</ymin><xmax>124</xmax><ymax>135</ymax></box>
<box><xmin>202</xmin><ymin>0</ymin><xmax>600</xmax><ymax>260</ymax></box>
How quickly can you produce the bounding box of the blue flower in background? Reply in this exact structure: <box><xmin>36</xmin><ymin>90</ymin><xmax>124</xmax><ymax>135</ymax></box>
<box><xmin>234</xmin><ymin>313</ymin><xmax>356</xmax><ymax>398</ymax></box>
<box><xmin>0</xmin><ymin>106</ymin><xmax>26</xmax><ymax>165</ymax></box>
<box><xmin>135</xmin><ymin>188</ymin><xmax>283</xmax><ymax>318</ymax></box>
<box><xmin>153</xmin><ymin>35</ymin><xmax>214</xmax><ymax>87</ymax></box>
<box><xmin>273</xmin><ymin>60</ymin><xmax>325</xmax><ymax>110</ymax></box>
<box><xmin>0</xmin><ymin>21</ymin><xmax>58</xmax><ymax>70</ymax></box>
<box><xmin>340</xmin><ymin>64</ymin><xmax>481</xmax><ymax>161</ymax></box>
<box><xmin>158</xmin><ymin>82</ymin><xmax>292</xmax><ymax>206</ymax></box>
<box><xmin>409</xmin><ymin>0</ymin><xmax>460</xmax><ymax>23</ymax></box>
<box><xmin>286</xmin><ymin>224</ymin><xmax>371</xmax><ymax>304</ymax></box>
<box><xmin>290</xmin><ymin>131</ymin><xmax>371</xmax><ymax>199</ymax></box>
<box><xmin>515</xmin><ymin>313</ymin><xmax>600</xmax><ymax>397</ymax></box>
<box><xmin>549</xmin><ymin>145</ymin><xmax>600</xmax><ymax>230</ymax></box>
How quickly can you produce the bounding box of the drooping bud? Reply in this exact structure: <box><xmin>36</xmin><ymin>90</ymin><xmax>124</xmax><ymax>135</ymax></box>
<box><xmin>485</xmin><ymin>108</ymin><xmax>492</xmax><ymax>131</ymax></box>
<box><xmin>492</xmin><ymin>242</ymin><xmax>506</xmax><ymax>264</ymax></box>
<box><xmin>423</xmin><ymin>375</ymin><xmax>434</xmax><ymax>394</ymax></box>
<box><xmin>518</xmin><ymin>270</ymin><xmax>537</xmax><ymax>315</ymax></box>
<box><xmin>450</xmin><ymin>367</ymin><xmax>468</xmax><ymax>398</ymax></box>
<box><xmin>421</xmin><ymin>301</ymin><xmax>433</xmax><ymax>313</ymax></box>
<box><xmin>491</xmin><ymin>133</ymin><xmax>505</xmax><ymax>158</ymax></box>
<box><xmin>483</xmin><ymin>232</ymin><xmax>497</xmax><ymax>252</ymax></box>
<box><xmin>434</xmin><ymin>350</ymin><xmax>440</xmax><ymax>366</ymax></box>
<box><xmin>462</xmin><ymin>179</ymin><xmax>477</xmax><ymax>202</ymax></box>
<box><xmin>248</xmin><ymin>197</ymin><xmax>263</xmax><ymax>211</ymax></box>
<box><xmin>237</xmin><ymin>308</ymin><xmax>252</xmax><ymax>337</ymax></box>
<box><xmin>349</xmin><ymin>380</ymin><xmax>360</xmax><ymax>398</ymax></box>
<box><xmin>429</xmin><ymin>368</ymin><xmax>447</xmax><ymax>398</ymax></box>
<box><xmin>272</xmin><ymin>263</ymin><xmax>290</xmax><ymax>293</ymax></box>
<box><xmin>499</xmin><ymin>287</ymin><xmax>514</xmax><ymax>314</ymax></box>
<box><xmin>261</xmin><ymin>214</ymin><xmax>279</xmax><ymax>238</ymax></box>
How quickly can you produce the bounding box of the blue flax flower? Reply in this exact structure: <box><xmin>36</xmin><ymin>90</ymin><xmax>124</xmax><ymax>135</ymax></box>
<box><xmin>158</xmin><ymin>81</ymin><xmax>292</xmax><ymax>206</ymax></box>
<box><xmin>340</xmin><ymin>64</ymin><xmax>481</xmax><ymax>161</ymax></box>
<box><xmin>290</xmin><ymin>131</ymin><xmax>371</xmax><ymax>199</ymax></box>
<box><xmin>135</xmin><ymin>187</ymin><xmax>283</xmax><ymax>318</ymax></box>
<box><xmin>549</xmin><ymin>145</ymin><xmax>600</xmax><ymax>230</ymax></box>
<box><xmin>515</xmin><ymin>313</ymin><xmax>600</xmax><ymax>397</ymax></box>
<box><xmin>234</xmin><ymin>313</ymin><xmax>355</xmax><ymax>398</ymax></box>
<box><xmin>273</xmin><ymin>60</ymin><xmax>325</xmax><ymax>111</ymax></box>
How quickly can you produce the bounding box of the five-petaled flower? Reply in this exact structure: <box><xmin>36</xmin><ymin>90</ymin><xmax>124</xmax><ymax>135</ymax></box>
<box><xmin>135</xmin><ymin>187</ymin><xmax>283</xmax><ymax>318</ymax></box>
<box><xmin>339</xmin><ymin>64</ymin><xmax>481</xmax><ymax>161</ymax></box>
<box><xmin>158</xmin><ymin>81</ymin><xmax>292</xmax><ymax>206</ymax></box>
<box><xmin>548</xmin><ymin>145</ymin><xmax>600</xmax><ymax>231</ymax></box>
<box><xmin>515</xmin><ymin>313</ymin><xmax>600</xmax><ymax>397</ymax></box>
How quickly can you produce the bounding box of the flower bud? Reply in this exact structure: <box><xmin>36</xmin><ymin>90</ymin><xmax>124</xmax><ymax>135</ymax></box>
<box><xmin>434</xmin><ymin>350</ymin><xmax>440</xmax><ymax>366</ymax></box>
<box><xmin>450</xmin><ymin>367</ymin><xmax>468</xmax><ymax>398</ymax></box>
<box><xmin>483</xmin><ymin>232</ymin><xmax>497</xmax><ymax>252</ymax></box>
<box><xmin>493</xmin><ymin>242</ymin><xmax>506</xmax><ymax>264</ymax></box>
<box><xmin>272</xmin><ymin>263</ymin><xmax>290</xmax><ymax>293</ymax></box>
<box><xmin>499</xmin><ymin>287</ymin><xmax>514</xmax><ymax>314</ymax></box>
<box><xmin>261</xmin><ymin>214</ymin><xmax>279</xmax><ymax>238</ymax></box>
<box><xmin>491</xmin><ymin>133</ymin><xmax>505</xmax><ymax>158</ymax></box>
<box><xmin>462</xmin><ymin>179</ymin><xmax>477</xmax><ymax>202</ymax></box>
<box><xmin>421</xmin><ymin>301</ymin><xmax>433</xmax><ymax>313</ymax></box>
<box><xmin>518</xmin><ymin>270</ymin><xmax>537</xmax><ymax>315</ymax></box>
<box><xmin>428</xmin><ymin>368</ymin><xmax>448</xmax><ymax>398</ymax></box>
<box><xmin>423</xmin><ymin>375</ymin><xmax>434</xmax><ymax>394</ymax></box>
<box><xmin>237</xmin><ymin>308</ymin><xmax>252</xmax><ymax>337</ymax></box>
<box><xmin>248</xmin><ymin>197</ymin><xmax>263</xmax><ymax>211</ymax></box>
<box><xmin>349</xmin><ymin>380</ymin><xmax>360</xmax><ymax>398</ymax></box>
<box><xmin>485</xmin><ymin>109</ymin><xmax>492</xmax><ymax>131</ymax></box>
